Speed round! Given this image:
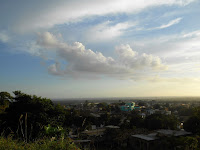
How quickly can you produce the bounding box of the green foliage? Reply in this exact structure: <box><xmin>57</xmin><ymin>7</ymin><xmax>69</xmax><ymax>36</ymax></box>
<box><xmin>0</xmin><ymin>90</ymin><xmax>81</xmax><ymax>149</ymax></box>
<box><xmin>0</xmin><ymin>91</ymin><xmax>66</xmax><ymax>140</ymax></box>
<box><xmin>97</xmin><ymin>102</ymin><xmax>108</xmax><ymax>111</ymax></box>
<box><xmin>0</xmin><ymin>91</ymin><xmax>12</xmax><ymax>104</ymax></box>
<box><xmin>44</xmin><ymin>124</ymin><xmax>66</xmax><ymax>139</ymax></box>
<box><xmin>184</xmin><ymin>107</ymin><xmax>200</xmax><ymax>135</ymax></box>
<box><xmin>99</xmin><ymin>113</ymin><xmax>109</xmax><ymax>125</ymax></box>
<box><xmin>0</xmin><ymin>136</ymin><xmax>80</xmax><ymax>150</ymax></box>
<box><xmin>168</xmin><ymin>136</ymin><xmax>199</xmax><ymax>150</ymax></box>
<box><xmin>184</xmin><ymin>115</ymin><xmax>200</xmax><ymax>134</ymax></box>
<box><xmin>0</xmin><ymin>92</ymin><xmax>12</xmax><ymax>113</ymax></box>
<box><xmin>153</xmin><ymin>104</ymin><xmax>160</xmax><ymax>109</ymax></box>
<box><xmin>170</xmin><ymin>105</ymin><xmax>193</xmax><ymax>116</ymax></box>
<box><xmin>137</xmin><ymin>101</ymin><xmax>146</xmax><ymax>107</ymax></box>
<box><xmin>107</xmin><ymin>116</ymin><xmax>121</xmax><ymax>126</ymax></box>
<box><xmin>183</xmin><ymin>136</ymin><xmax>198</xmax><ymax>150</ymax></box>
<box><xmin>145</xmin><ymin>114</ymin><xmax>178</xmax><ymax>130</ymax></box>
<box><xmin>83</xmin><ymin>100</ymin><xmax>89</xmax><ymax>108</ymax></box>
<box><xmin>104</xmin><ymin>128</ymin><xmax>121</xmax><ymax>144</ymax></box>
<box><xmin>113</xmin><ymin>104</ymin><xmax>121</xmax><ymax>113</ymax></box>
<box><xmin>157</xmin><ymin>136</ymin><xmax>199</xmax><ymax>150</ymax></box>
<box><xmin>129</xmin><ymin>111</ymin><xmax>144</xmax><ymax>128</ymax></box>
<box><xmin>193</xmin><ymin>106</ymin><xmax>200</xmax><ymax>116</ymax></box>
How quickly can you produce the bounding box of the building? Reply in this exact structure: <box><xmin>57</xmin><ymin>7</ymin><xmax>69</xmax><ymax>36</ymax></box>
<box><xmin>129</xmin><ymin>129</ymin><xmax>192</xmax><ymax>150</ymax></box>
<box><xmin>120</xmin><ymin>102</ymin><xmax>135</xmax><ymax>111</ymax></box>
<box><xmin>146</xmin><ymin>109</ymin><xmax>155</xmax><ymax>115</ymax></box>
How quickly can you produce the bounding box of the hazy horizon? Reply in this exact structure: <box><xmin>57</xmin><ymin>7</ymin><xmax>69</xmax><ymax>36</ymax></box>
<box><xmin>1</xmin><ymin>0</ymin><xmax>200</xmax><ymax>98</ymax></box>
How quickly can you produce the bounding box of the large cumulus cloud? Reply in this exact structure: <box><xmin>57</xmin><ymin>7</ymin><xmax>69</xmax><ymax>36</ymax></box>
<box><xmin>36</xmin><ymin>32</ymin><xmax>167</xmax><ymax>78</ymax></box>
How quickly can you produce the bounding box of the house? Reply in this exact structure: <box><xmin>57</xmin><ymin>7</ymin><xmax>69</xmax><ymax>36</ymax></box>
<box><xmin>140</xmin><ymin>113</ymin><xmax>146</xmax><ymax>118</ymax></box>
<box><xmin>165</xmin><ymin>110</ymin><xmax>171</xmax><ymax>115</ymax></box>
<box><xmin>146</xmin><ymin>109</ymin><xmax>155</xmax><ymax>115</ymax></box>
<box><xmin>82</xmin><ymin>128</ymin><xmax>106</xmax><ymax>137</ymax></box>
<box><xmin>134</xmin><ymin>106</ymin><xmax>141</xmax><ymax>111</ymax></box>
<box><xmin>129</xmin><ymin>129</ymin><xmax>192</xmax><ymax>150</ymax></box>
<box><xmin>120</xmin><ymin>102</ymin><xmax>135</xmax><ymax>111</ymax></box>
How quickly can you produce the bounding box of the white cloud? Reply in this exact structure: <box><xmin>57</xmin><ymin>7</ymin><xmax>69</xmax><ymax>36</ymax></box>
<box><xmin>115</xmin><ymin>44</ymin><xmax>168</xmax><ymax>70</ymax></box>
<box><xmin>37</xmin><ymin>32</ymin><xmax>59</xmax><ymax>48</ymax></box>
<box><xmin>36</xmin><ymin>32</ymin><xmax>167</xmax><ymax>78</ymax></box>
<box><xmin>48</xmin><ymin>62</ymin><xmax>65</xmax><ymax>76</ymax></box>
<box><xmin>162</xmin><ymin>30</ymin><xmax>200</xmax><ymax>59</ymax></box>
<box><xmin>131</xmin><ymin>30</ymin><xmax>200</xmax><ymax>61</ymax></box>
<box><xmin>86</xmin><ymin>21</ymin><xmax>136</xmax><ymax>41</ymax></box>
<box><xmin>116</xmin><ymin>44</ymin><xmax>137</xmax><ymax>58</ymax></box>
<box><xmin>0</xmin><ymin>31</ymin><xmax>9</xmax><ymax>43</ymax></box>
<box><xmin>148</xmin><ymin>17</ymin><xmax>182</xmax><ymax>30</ymax></box>
<box><xmin>0</xmin><ymin>0</ymin><xmax>195</xmax><ymax>32</ymax></box>
<box><xmin>182</xmin><ymin>30</ymin><xmax>200</xmax><ymax>38</ymax></box>
<box><xmin>146</xmin><ymin>76</ymin><xmax>200</xmax><ymax>84</ymax></box>
<box><xmin>156</xmin><ymin>17</ymin><xmax>182</xmax><ymax>29</ymax></box>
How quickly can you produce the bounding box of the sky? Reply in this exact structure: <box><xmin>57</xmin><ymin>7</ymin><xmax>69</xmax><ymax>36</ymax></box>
<box><xmin>1</xmin><ymin>0</ymin><xmax>200</xmax><ymax>98</ymax></box>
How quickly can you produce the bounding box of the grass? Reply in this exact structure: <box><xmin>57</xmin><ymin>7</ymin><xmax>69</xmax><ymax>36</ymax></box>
<box><xmin>0</xmin><ymin>136</ymin><xmax>80</xmax><ymax>150</ymax></box>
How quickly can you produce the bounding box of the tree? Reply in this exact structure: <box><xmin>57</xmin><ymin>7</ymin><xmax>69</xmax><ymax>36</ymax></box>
<box><xmin>184</xmin><ymin>115</ymin><xmax>200</xmax><ymax>134</ymax></box>
<box><xmin>97</xmin><ymin>102</ymin><xmax>107</xmax><ymax>111</ymax></box>
<box><xmin>183</xmin><ymin>136</ymin><xmax>198</xmax><ymax>150</ymax></box>
<box><xmin>184</xmin><ymin>107</ymin><xmax>200</xmax><ymax>135</ymax></box>
<box><xmin>99</xmin><ymin>113</ymin><xmax>109</xmax><ymax>125</ymax></box>
<box><xmin>83</xmin><ymin>100</ymin><xmax>89</xmax><ymax>108</ymax></box>
<box><xmin>153</xmin><ymin>104</ymin><xmax>160</xmax><ymax>109</ymax></box>
<box><xmin>138</xmin><ymin>101</ymin><xmax>146</xmax><ymax>107</ymax></box>
<box><xmin>0</xmin><ymin>91</ymin><xmax>12</xmax><ymax>104</ymax></box>
<box><xmin>0</xmin><ymin>91</ymin><xmax>12</xmax><ymax>113</ymax></box>
<box><xmin>129</xmin><ymin>111</ymin><xmax>144</xmax><ymax>128</ymax></box>
<box><xmin>0</xmin><ymin>91</ymin><xmax>64</xmax><ymax>140</ymax></box>
<box><xmin>108</xmin><ymin>116</ymin><xmax>121</xmax><ymax>126</ymax></box>
<box><xmin>145</xmin><ymin>114</ymin><xmax>178</xmax><ymax>130</ymax></box>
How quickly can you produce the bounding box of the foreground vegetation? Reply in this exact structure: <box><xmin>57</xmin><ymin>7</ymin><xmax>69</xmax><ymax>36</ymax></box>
<box><xmin>0</xmin><ymin>91</ymin><xmax>80</xmax><ymax>149</ymax></box>
<box><xmin>0</xmin><ymin>137</ymin><xmax>79</xmax><ymax>150</ymax></box>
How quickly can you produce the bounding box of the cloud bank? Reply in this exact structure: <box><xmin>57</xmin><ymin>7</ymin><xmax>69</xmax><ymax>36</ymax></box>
<box><xmin>36</xmin><ymin>32</ymin><xmax>167</xmax><ymax>78</ymax></box>
<box><xmin>0</xmin><ymin>0</ymin><xmax>195</xmax><ymax>32</ymax></box>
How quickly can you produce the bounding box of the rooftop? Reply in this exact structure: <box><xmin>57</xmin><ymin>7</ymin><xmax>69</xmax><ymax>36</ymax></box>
<box><xmin>157</xmin><ymin>129</ymin><xmax>191</xmax><ymax>136</ymax></box>
<box><xmin>132</xmin><ymin>133</ymin><xmax>158</xmax><ymax>141</ymax></box>
<box><xmin>132</xmin><ymin>129</ymin><xmax>192</xmax><ymax>141</ymax></box>
<box><xmin>105</xmin><ymin>125</ymin><xmax>120</xmax><ymax>129</ymax></box>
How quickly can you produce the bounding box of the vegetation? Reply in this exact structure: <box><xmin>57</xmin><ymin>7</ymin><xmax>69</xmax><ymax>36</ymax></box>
<box><xmin>145</xmin><ymin>114</ymin><xmax>178</xmax><ymax>130</ymax></box>
<box><xmin>184</xmin><ymin>107</ymin><xmax>200</xmax><ymax>135</ymax></box>
<box><xmin>0</xmin><ymin>91</ymin><xmax>80</xmax><ymax>149</ymax></box>
<box><xmin>1</xmin><ymin>91</ymin><xmax>200</xmax><ymax>149</ymax></box>
<box><xmin>0</xmin><ymin>136</ymin><xmax>79</xmax><ymax>150</ymax></box>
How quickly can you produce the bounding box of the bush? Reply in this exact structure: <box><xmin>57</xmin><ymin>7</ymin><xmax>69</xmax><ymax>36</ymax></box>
<box><xmin>0</xmin><ymin>137</ymin><xmax>80</xmax><ymax>150</ymax></box>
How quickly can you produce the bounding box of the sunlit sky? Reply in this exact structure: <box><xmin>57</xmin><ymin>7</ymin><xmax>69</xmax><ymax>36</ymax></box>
<box><xmin>1</xmin><ymin>0</ymin><xmax>200</xmax><ymax>98</ymax></box>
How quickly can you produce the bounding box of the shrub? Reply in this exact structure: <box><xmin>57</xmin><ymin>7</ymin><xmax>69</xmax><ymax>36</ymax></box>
<box><xmin>0</xmin><ymin>136</ymin><xmax>80</xmax><ymax>150</ymax></box>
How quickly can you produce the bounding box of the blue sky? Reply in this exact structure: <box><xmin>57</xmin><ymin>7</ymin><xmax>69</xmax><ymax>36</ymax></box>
<box><xmin>1</xmin><ymin>0</ymin><xmax>200</xmax><ymax>98</ymax></box>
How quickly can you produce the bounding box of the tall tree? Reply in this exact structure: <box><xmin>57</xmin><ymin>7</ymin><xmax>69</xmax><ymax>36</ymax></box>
<box><xmin>184</xmin><ymin>107</ymin><xmax>200</xmax><ymax>135</ymax></box>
